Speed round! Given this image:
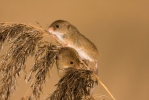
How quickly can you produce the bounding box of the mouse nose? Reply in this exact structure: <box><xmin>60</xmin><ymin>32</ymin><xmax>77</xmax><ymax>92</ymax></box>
<box><xmin>49</xmin><ymin>27</ymin><xmax>54</xmax><ymax>33</ymax></box>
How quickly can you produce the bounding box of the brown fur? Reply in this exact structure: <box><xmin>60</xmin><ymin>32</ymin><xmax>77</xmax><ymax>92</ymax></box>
<box><xmin>49</xmin><ymin>20</ymin><xmax>99</xmax><ymax>61</ymax></box>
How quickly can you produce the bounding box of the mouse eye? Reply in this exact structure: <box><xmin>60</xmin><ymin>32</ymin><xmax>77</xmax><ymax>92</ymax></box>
<box><xmin>55</xmin><ymin>25</ymin><xmax>59</xmax><ymax>28</ymax></box>
<box><xmin>70</xmin><ymin>61</ymin><xmax>73</xmax><ymax>64</ymax></box>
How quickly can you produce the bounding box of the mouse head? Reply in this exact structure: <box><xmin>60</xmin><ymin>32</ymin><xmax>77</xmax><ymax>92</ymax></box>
<box><xmin>56</xmin><ymin>55</ymin><xmax>80</xmax><ymax>69</ymax></box>
<box><xmin>56</xmin><ymin>47</ymin><xmax>80</xmax><ymax>70</ymax></box>
<box><xmin>49</xmin><ymin>20</ymin><xmax>71</xmax><ymax>35</ymax></box>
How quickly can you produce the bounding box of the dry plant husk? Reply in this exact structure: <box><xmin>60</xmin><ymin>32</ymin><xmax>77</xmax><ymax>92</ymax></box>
<box><xmin>0</xmin><ymin>22</ymin><xmax>49</xmax><ymax>100</ymax></box>
<box><xmin>22</xmin><ymin>42</ymin><xmax>59</xmax><ymax>100</ymax></box>
<box><xmin>46</xmin><ymin>68</ymin><xmax>98</xmax><ymax>100</ymax></box>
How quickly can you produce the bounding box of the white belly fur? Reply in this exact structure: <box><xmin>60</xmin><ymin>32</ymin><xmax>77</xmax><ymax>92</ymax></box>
<box><xmin>77</xmin><ymin>50</ymin><xmax>93</xmax><ymax>62</ymax></box>
<box><xmin>53</xmin><ymin>32</ymin><xmax>65</xmax><ymax>43</ymax></box>
<box><xmin>51</xmin><ymin>31</ymin><xmax>93</xmax><ymax>62</ymax></box>
<box><xmin>68</xmin><ymin>44</ymin><xmax>93</xmax><ymax>62</ymax></box>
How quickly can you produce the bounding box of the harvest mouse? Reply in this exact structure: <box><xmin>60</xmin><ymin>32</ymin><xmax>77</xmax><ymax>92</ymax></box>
<box><xmin>56</xmin><ymin>47</ymin><xmax>80</xmax><ymax>77</ymax></box>
<box><xmin>49</xmin><ymin>20</ymin><xmax>99</xmax><ymax>74</ymax></box>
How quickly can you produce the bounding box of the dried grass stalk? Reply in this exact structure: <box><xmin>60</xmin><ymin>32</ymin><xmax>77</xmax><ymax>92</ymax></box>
<box><xmin>0</xmin><ymin>22</ymin><xmax>45</xmax><ymax>50</ymax></box>
<box><xmin>0</xmin><ymin>22</ymin><xmax>46</xmax><ymax>100</ymax></box>
<box><xmin>22</xmin><ymin>42</ymin><xmax>59</xmax><ymax>100</ymax></box>
<box><xmin>46</xmin><ymin>68</ymin><xmax>98</xmax><ymax>100</ymax></box>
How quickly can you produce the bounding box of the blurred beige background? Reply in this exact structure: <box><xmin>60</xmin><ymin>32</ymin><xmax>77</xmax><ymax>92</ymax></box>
<box><xmin>0</xmin><ymin>0</ymin><xmax>149</xmax><ymax>100</ymax></box>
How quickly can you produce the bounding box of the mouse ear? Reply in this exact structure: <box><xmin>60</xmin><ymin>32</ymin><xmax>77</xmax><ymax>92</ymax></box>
<box><xmin>56</xmin><ymin>54</ymin><xmax>62</xmax><ymax>60</ymax></box>
<box><xmin>65</xmin><ymin>23</ymin><xmax>71</xmax><ymax>29</ymax></box>
<box><xmin>67</xmin><ymin>25</ymin><xmax>70</xmax><ymax>29</ymax></box>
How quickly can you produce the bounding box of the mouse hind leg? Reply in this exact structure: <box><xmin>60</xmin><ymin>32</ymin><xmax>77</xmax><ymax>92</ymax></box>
<box><xmin>93</xmin><ymin>60</ymin><xmax>98</xmax><ymax>75</ymax></box>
